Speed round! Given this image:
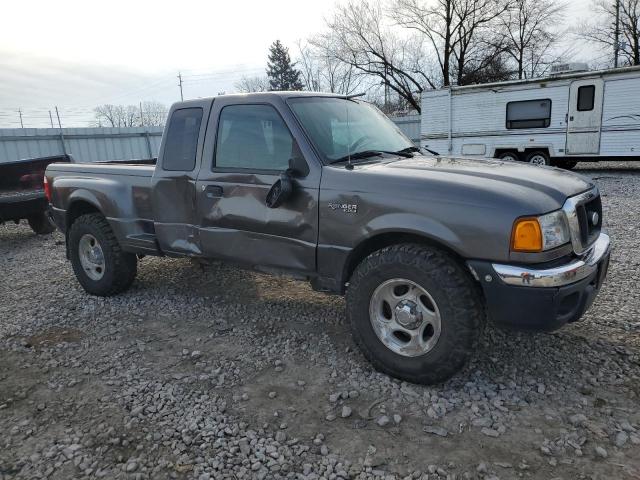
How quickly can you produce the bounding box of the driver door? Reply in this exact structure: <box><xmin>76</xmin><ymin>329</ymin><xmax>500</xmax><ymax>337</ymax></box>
<box><xmin>195</xmin><ymin>101</ymin><xmax>319</xmax><ymax>274</ymax></box>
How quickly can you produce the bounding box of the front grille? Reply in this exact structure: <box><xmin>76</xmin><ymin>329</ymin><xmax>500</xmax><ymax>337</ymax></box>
<box><xmin>562</xmin><ymin>188</ymin><xmax>602</xmax><ymax>254</ymax></box>
<box><xmin>576</xmin><ymin>195</ymin><xmax>602</xmax><ymax>248</ymax></box>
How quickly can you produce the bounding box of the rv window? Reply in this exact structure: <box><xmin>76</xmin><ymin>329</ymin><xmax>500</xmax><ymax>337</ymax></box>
<box><xmin>506</xmin><ymin>99</ymin><xmax>551</xmax><ymax>129</ymax></box>
<box><xmin>577</xmin><ymin>85</ymin><xmax>595</xmax><ymax>111</ymax></box>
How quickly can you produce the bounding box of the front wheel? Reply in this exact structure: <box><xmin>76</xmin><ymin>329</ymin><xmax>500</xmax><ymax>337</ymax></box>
<box><xmin>346</xmin><ymin>244</ymin><xmax>484</xmax><ymax>384</ymax></box>
<box><xmin>68</xmin><ymin>213</ymin><xmax>137</xmax><ymax>296</ymax></box>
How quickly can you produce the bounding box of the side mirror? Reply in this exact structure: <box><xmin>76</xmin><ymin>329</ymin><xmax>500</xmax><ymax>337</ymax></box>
<box><xmin>266</xmin><ymin>172</ymin><xmax>293</xmax><ymax>209</ymax></box>
<box><xmin>288</xmin><ymin>156</ymin><xmax>309</xmax><ymax>177</ymax></box>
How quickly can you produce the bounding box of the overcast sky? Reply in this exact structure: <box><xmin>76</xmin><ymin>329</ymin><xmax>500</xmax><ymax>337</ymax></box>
<box><xmin>0</xmin><ymin>0</ymin><xmax>593</xmax><ymax>128</ymax></box>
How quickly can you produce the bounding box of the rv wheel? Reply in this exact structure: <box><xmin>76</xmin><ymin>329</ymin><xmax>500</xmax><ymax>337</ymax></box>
<box><xmin>497</xmin><ymin>151</ymin><xmax>520</xmax><ymax>162</ymax></box>
<box><xmin>526</xmin><ymin>151</ymin><xmax>550</xmax><ymax>166</ymax></box>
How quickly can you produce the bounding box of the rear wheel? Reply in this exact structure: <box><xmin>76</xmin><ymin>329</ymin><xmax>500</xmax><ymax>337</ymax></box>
<box><xmin>346</xmin><ymin>244</ymin><xmax>484</xmax><ymax>384</ymax></box>
<box><xmin>68</xmin><ymin>213</ymin><xmax>137</xmax><ymax>296</ymax></box>
<box><xmin>525</xmin><ymin>150</ymin><xmax>550</xmax><ymax>166</ymax></box>
<box><xmin>27</xmin><ymin>212</ymin><xmax>55</xmax><ymax>235</ymax></box>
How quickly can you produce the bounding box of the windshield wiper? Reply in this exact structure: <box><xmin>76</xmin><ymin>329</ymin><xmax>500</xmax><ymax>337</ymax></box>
<box><xmin>330</xmin><ymin>149</ymin><xmax>415</xmax><ymax>165</ymax></box>
<box><xmin>330</xmin><ymin>150</ymin><xmax>384</xmax><ymax>164</ymax></box>
<box><xmin>397</xmin><ymin>146</ymin><xmax>440</xmax><ymax>156</ymax></box>
<box><xmin>393</xmin><ymin>147</ymin><xmax>418</xmax><ymax>157</ymax></box>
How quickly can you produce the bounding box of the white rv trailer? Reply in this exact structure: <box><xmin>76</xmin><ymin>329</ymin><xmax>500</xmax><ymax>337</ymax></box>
<box><xmin>420</xmin><ymin>65</ymin><xmax>640</xmax><ymax>168</ymax></box>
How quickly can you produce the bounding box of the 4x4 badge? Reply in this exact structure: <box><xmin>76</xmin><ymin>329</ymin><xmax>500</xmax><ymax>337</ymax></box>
<box><xmin>328</xmin><ymin>202</ymin><xmax>358</xmax><ymax>214</ymax></box>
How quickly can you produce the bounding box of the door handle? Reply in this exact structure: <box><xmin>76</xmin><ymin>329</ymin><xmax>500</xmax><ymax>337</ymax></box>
<box><xmin>204</xmin><ymin>185</ymin><xmax>223</xmax><ymax>198</ymax></box>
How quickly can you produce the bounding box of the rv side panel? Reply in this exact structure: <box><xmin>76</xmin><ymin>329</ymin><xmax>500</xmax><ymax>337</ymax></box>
<box><xmin>600</xmin><ymin>75</ymin><xmax>640</xmax><ymax>157</ymax></box>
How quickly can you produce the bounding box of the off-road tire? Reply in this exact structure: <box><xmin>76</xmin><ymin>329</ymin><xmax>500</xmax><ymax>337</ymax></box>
<box><xmin>346</xmin><ymin>244</ymin><xmax>485</xmax><ymax>384</ymax></box>
<box><xmin>27</xmin><ymin>212</ymin><xmax>56</xmax><ymax>235</ymax></box>
<box><xmin>68</xmin><ymin>213</ymin><xmax>137</xmax><ymax>296</ymax></box>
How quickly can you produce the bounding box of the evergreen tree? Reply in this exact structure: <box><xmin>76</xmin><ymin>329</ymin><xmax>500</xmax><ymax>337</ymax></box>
<box><xmin>266</xmin><ymin>40</ymin><xmax>303</xmax><ymax>91</ymax></box>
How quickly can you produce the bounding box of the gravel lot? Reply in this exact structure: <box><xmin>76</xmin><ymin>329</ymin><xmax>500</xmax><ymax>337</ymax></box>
<box><xmin>1</xmin><ymin>162</ymin><xmax>639</xmax><ymax>480</ymax></box>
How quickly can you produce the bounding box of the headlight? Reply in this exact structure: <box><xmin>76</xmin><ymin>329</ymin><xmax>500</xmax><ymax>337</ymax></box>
<box><xmin>512</xmin><ymin>210</ymin><xmax>570</xmax><ymax>252</ymax></box>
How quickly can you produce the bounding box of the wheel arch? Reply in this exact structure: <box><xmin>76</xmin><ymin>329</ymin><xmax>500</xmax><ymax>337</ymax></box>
<box><xmin>66</xmin><ymin>198</ymin><xmax>103</xmax><ymax>232</ymax></box>
<box><xmin>494</xmin><ymin>148</ymin><xmax>521</xmax><ymax>160</ymax></box>
<box><xmin>341</xmin><ymin>230</ymin><xmax>469</xmax><ymax>291</ymax></box>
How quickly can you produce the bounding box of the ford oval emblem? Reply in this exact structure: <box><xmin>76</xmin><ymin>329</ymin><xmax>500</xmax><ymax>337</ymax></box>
<box><xmin>590</xmin><ymin>212</ymin><xmax>599</xmax><ymax>226</ymax></box>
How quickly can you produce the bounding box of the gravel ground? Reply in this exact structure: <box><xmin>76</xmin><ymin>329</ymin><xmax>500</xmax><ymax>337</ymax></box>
<box><xmin>1</xmin><ymin>162</ymin><xmax>639</xmax><ymax>480</ymax></box>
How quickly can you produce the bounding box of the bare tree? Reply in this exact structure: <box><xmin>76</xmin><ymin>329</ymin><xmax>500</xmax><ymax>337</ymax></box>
<box><xmin>459</xmin><ymin>51</ymin><xmax>514</xmax><ymax>83</ymax></box>
<box><xmin>313</xmin><ymin>0</ymin><xmax>436</xmax><ymax>113</ymax></box>
<box><xmin>390</xmin><ymin>0</ymin><xmax>512</xmax><ymax>86</ymax></box>
<box><xmin>234</xmin><ymin>75</ymin><xmax>269</xmax><ymax>93</ymax></box>
<box><xmin>94</xmin><ymin>102</ymin><xmax>167</xmax><ymax>128</ymax></box>
<box><xmin>498</xmin><ymin>0</ymin><xmax>567</xmax><ymax>79</ymax></box>
<box><xmin>140</xmin><ymin>101</ymin><xmax>168</xmax><ymax>127</ymax></box>
<box><xmin>93</xmin><ymin>104</ymin><xmax>123</xmax><ymax>127</ymax></box>
<box><xmin>579</xmin><ymin>0</ymin><xmax>640</xmax><ymax>66</ymax></box>
<box><xmin>296</xmin><ymin>40</ymin><xmax>364</xmax><ymax>94</ymax></box>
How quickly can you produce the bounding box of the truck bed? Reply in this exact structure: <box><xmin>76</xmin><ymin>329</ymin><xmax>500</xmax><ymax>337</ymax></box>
<box><xmin>47</xmin><ymin>161</ymin><xmax>156</xmax><ymax>177</ymax></box>
<box><xmin>0</xmin><ymin>154</ymin><xmax>71</xmax><ymax>222</ymax></box>
<box><xmin>46</xmin><ymin>160</ymin><xmax>158</xmax><ymax>254</ymax></box>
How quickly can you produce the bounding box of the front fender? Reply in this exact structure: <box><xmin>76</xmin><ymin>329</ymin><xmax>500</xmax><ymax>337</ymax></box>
<box><xmin>363</xmin><ymin>212</ymin><xmax>464</xmax><ymax>255</ymax></box>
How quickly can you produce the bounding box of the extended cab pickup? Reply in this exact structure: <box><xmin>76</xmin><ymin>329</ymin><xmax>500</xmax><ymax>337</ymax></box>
<box><xmin>45</xmin><ymin>93</ymin><xmax>611</xmax><ymax>384</ymax></box>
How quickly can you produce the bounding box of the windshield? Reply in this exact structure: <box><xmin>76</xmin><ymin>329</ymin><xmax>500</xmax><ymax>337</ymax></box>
<box><xmin>288</xmin><ymin>97</ymin><xmax>414</xmax><ymax>163</ymax></box>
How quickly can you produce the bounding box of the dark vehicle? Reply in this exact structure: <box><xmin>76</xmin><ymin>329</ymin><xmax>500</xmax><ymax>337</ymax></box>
<box><xmin>45</xmin><ymin>93</ymin><xmax>611</xmax><ymax>384</ymax></box>
<box><xmin>0</xmin><ymin>154</ymin><xmax>71</xmax><ymax>234</ymax></box>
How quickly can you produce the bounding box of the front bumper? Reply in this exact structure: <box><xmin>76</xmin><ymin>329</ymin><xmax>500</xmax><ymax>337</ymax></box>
<box><xmin>468</xmin><ymin>233</ymin><xmax>611</xmax><ymax>331</ymax></box>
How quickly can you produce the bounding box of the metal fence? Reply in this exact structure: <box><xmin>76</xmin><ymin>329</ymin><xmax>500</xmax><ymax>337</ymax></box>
<box><xmin>390</xmin><ymin>114</ymin><xmax>421</xmax><ymax>145</ymax></box>
<box><xmin>0</xmin><ymin>115</ymin><xmax>420</xmax><ymax>164</ymax></box>
<box><xmin>0</xmin><ymin>127</ymin><xmax>164</xmax><ymax>164</ymax></box>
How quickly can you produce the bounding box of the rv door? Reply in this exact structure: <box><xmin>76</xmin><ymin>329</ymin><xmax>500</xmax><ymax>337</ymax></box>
<box><xmin>566</xmin><ymin>79</ymin><xmax>604</xmax><ymax>155</ymax></box>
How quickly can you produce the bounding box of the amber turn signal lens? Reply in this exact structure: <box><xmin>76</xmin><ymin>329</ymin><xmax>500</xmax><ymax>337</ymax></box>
<box><xmin>512</xmin><ymin>218</ymin><xmax>543</xmax><ymax>252</ymax></box>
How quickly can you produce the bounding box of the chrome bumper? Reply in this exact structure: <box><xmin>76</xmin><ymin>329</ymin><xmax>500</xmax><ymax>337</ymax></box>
<box><xmin>492</xmin><ymin>232</ymin><xmax>611</xmax><ymax>288</ymax></box>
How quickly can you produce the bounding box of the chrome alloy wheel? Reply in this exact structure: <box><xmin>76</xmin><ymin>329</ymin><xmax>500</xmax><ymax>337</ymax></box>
<box><xmin>368</xmin><ymin>278</ymin><xmax>442</xmax><ymax>357</ymax></box>
<box><xmin>528</xmin><ymin>153</ymin><xmax>548</xmax><ymax>166</ymax></box>
<box><xmin>78</xmin><ymin>233</ymin><xmax>105</xmax><ymax>281</ymax></box>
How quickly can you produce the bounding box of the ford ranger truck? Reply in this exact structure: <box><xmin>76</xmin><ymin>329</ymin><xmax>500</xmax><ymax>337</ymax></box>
<box><xmin>45</xmin><ymin>93</ymin><xmax>611</xmax><ymax>384</ymax></box>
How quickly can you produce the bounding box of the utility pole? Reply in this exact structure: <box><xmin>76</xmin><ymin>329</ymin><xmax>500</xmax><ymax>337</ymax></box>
<box><xmin>49</xmin><ymin>110</ymin><xmax>54</xmax><ymax>128</ymax></box>
<box><xmin>177</xmin><ymin>72</ymin><xmax>184</xmax><ymax>101</ymax></box>
<box><xmin>139</xmin><ymin>101</ymin><xmax>145</xmax><ymax>127</ymax></box>
<box><xmin>55</xmin><ymin>106</ymin><xmax>67</xmax><ymax>155</ymax></box>
<box><xmin>614</xmin><ymin>0</ymin><xmax>620</xmax><ymax>68</ymax></box>
<box><xmin>55</xmin><ymin>106</ymin><xmax>62</xmax><ymax>128</ymax></box>
<box><xmin>18</xmin><ymin>108</ymin><xmax>24</xmax><ymax>128</ymax></box>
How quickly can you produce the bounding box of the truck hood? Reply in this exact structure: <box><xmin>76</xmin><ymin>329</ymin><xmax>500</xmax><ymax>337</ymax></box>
<box><xmin>357</xmin><ymin>155</ymin><xmax>594</xmax><ymax>211</ymax></box>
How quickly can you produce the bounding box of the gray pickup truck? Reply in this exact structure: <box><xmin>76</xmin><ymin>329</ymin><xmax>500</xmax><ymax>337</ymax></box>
<box><xmin>45</xmin><ymin>92</ymin><xmax>611</xmax><ymax>384</ymax></box>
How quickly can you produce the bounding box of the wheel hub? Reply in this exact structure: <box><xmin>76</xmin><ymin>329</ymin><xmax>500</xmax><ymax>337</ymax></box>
<box><xmin>87</xmin><ymin>246</ymin><xmax>103</xmax><ymax>265</ymax></box>
<box><xmin>368</xmin><ymin>278</ymin><xmax>442</xmax><ymax>357</ymax></box>
<box><xmin>394</xmin><ymin>300</ymin><xmax>422</xmax><ymax>329</ymax></box>
<box><xmin>78</xmin><ymin>233</ymin><xmax>106</xmax><ymax>281</ymax></box>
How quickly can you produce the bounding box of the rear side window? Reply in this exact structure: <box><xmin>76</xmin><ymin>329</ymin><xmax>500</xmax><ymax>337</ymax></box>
<box><xmin>163</xmin><ymin>108</ymin><xmax>203</xmax><ymax>171</ymax></box>
<box><xmin>215</xmin><ymin>104</ymin><xmax>296</xmax><ymax>172</ymax></box>
<box><xmin>506</xmin><ymin>99</ymin><xmax>551</xmax><ymax>129</ymax></box>
<box><xmin>577</xmin><ymin>85</ymin><xmax>595</xmax><ymax>111</ymax></box>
